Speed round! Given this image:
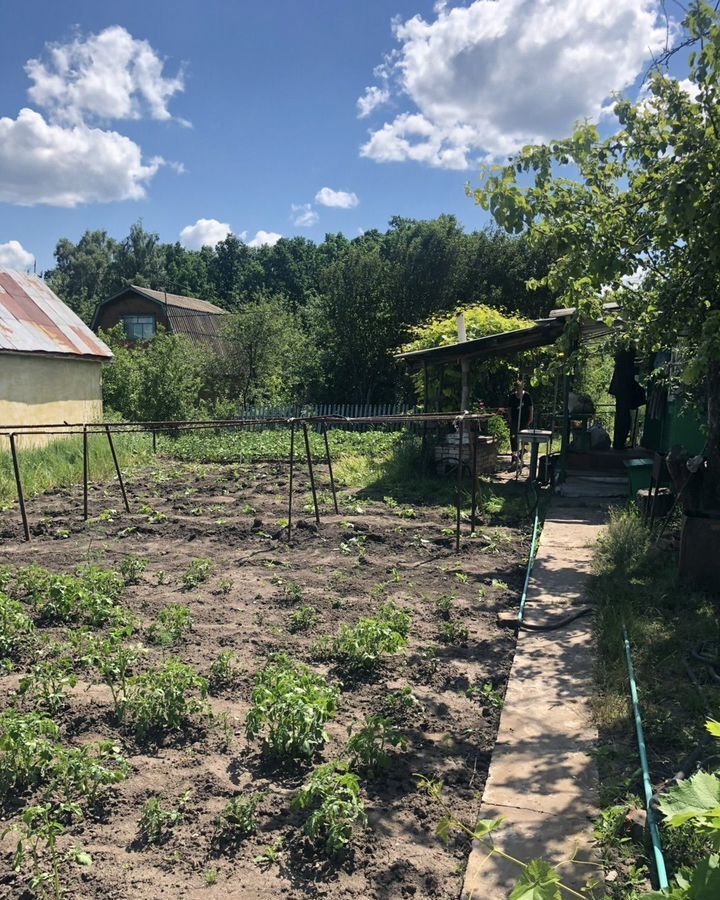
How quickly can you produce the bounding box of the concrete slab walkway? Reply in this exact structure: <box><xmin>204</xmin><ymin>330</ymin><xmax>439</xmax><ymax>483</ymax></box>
<box><xmin>462</xmin><ymin>503</ymin><xmax>607</xmax><ymax>899</ymax></box>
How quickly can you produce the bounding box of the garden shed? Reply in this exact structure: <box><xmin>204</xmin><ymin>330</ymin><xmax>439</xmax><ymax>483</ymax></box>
<box><xmin>92</xmin><ymin>285</ymin><xmax>227</xmax><ymax>349</ymax></box>
<box><xmin>0</xmin><ymin>269</ymin><xmax>112</xmax><ymax>445</ymax></box>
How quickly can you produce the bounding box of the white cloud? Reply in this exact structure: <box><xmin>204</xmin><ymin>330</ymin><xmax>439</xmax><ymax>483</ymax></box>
<box><xmin>247</xmin><ymin>230</ymin><xmax>282</xmax><ymax>248</ymax></box>
<box><xmin>26</xmin><ymin>25</ymin><xmax>185</xmax><ymax>125</ymax></box>
<box><xmin>291</xmin><ymin>203</ymin><xmax>319</xmax><ymax>227</ymax></box>
<box><xmin>314</xmin><ymin>187</ymin><xmax>359</xmax><ymax>209</ymax></box>
<box><xmin>356</xmin><ymin>85</ymin><xmax>390</xmax><ymax>118</ymax></box>
<box><xmin>0</xmin><ymin>240</ymin><xmax>34</xmax><ymax>269</ymax></box>
<box><xmin>179</xmin><ymin>218</ymin><xmax>231</xmax><ymax>250</ymax></box>
<box><xmin>361</xmin><ymin>0</ymin><xmax>667</xmax><ymax>169</ymax></box>
<box><xmin>0</xmin><ymin>108</ymin><xmax>162</xmax><ymax>206</ymax></box>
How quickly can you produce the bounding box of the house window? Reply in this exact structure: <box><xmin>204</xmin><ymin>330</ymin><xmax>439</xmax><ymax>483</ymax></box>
<box><xmin>123</xmin><ymin>315</ymin><xmax>156</xmax><ymax>341</ymax></box>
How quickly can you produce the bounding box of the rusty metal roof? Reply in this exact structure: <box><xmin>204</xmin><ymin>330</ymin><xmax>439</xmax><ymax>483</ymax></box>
<box><xmin>0</xmin><ymin>270</ymin><xmax>112</xmax><ymax>360</ymax></box>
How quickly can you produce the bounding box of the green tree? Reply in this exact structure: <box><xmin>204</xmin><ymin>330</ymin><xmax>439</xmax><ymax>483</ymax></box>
<box><xmin>470</xmin><ymin>1</ymin><xmax>720</xmax><ymax>506</ymax></box>
<box><xmin>204</xmin><ymin>296</ymin><xmax>309</xmax><ymax>411</ymax></box>
<box><xmin>100</xmin><ymin>327</ymin><xmax>205</xmax><ymax>421</ymax></box>
<box><xmin>46</xmin><ymin>230</ymin><xmax>118</xmax><ymax>322</ymax></box>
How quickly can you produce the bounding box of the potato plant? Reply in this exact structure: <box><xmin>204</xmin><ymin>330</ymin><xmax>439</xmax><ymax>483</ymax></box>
<box><xmin>292</xmin><ymin>761</ymin><xmax>367</xmax><ymax>856</ymax></box>
<box><xmin>49</xmin><ymin>741</ymin><xmax>129</xmax><ymax>809</ymax></box>
<box><xmin>0</xmin><ymin>710</ymin><xmax>59</xmax><ymax>802</ymax></box>
<box><xmin>215</xmin><ymin>791</ymin><xmax>267</xmax><ymax>844</ymax></box>
<box><xmin>345</xmin><ymin>715</ymin><xmax>406</xmax><ymax>774</ymax></box>
<box><xmin>333</xmin><ymin>602</ymin><xmax>411</xmax><ymax>671</ymax></box>
<box><xmin>208</xmin><ymin>650</ymin><xmax>241</xmax><ymax>694</ymax></box>
<box><xmin>148</xmin><ymin>604</ymin><xmax>192</xmax><ymax>647</ymax></box>
<box><xmin>138</xmin><ymin>793</ymin><xmax>189</xmax><ymax>844</ymax></box>
<box><xmin>182</xmin><ymin>558</ymin><xmax>212</xmax><ymax>590</ymax></box>
<box><xmin>288</xmin><ymin>605</ymin><xmax>318</xmax><ymax>634</ymax></box>
<box><xmin>3</xmin><ymin>801</ymin><xmax>91</xmax><ymax>900</ymax></box>
<box><xmin>0</xmin><ymin>593</ymin><xmax>35</xmax><ymax>663</ymax></box>
<box><xmin>123</xmin><ymin>659</ymin><xmax>210</xmax><ymax>738</ymax></box>
<box><xmin>19</xmin><ymin>658</ymin><xmax>78</xmax><ymax>716</ymax></box>
<box><xmin>245</xmin><ymin>653</ymin><xmax>338</xmax><ymax>761</ymax></box>
<box><xmin>14</xmin><ymin>564</ymin><xmax>126</xmax><ymax>626</ymax></box>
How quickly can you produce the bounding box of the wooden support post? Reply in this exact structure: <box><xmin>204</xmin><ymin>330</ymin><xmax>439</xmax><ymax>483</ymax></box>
<box><xmin>105</xmin><ymin>425</ymin><xmax>130</xmax><ymax>513</ymax></box>
<box><xmin>470</xmin><ymin>423</ymin><xmax>479</xmax><ymax>533</ymax></box>
<box><xmin>302</xmin><ymin>423</ymin><xmax>321</xmax><ymax>527</ymax></box>
<box><xmin>455</xmin><ymin>417</ymin><xmax>464</xmax><ymax>553</ymax></box>
<box><xmin>287</xmin><ymin>422</ymin><xmax>295</xmax><ymax>542</ymax></box>
<box><xmin>322</xmin><ymin>423</ymin><xmax>339</xmax><ymax>514</ymax></box>
<box><xmin>9</xmin><ymin>433</ymin><xmax>30</xmax><ymax>542</ymax></box>
<box><xmin>82</xmin><ymin>425</ymin><xmax>89</xmax><ymax>520</ymax></box>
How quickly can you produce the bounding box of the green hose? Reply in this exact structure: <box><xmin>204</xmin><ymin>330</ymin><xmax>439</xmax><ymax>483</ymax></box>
<box><xmin>517</xmin><ymin>503</ymin><xmax>541</xmax><ymax>623</ymax></box>
<box><xmin>622</xmin><ymin>624</ymin><xmax>669</xmax><ymax>891</ymax></box>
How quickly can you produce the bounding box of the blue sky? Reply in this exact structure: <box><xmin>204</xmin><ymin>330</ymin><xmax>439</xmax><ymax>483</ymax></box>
<box><xmin>0</xmin><ymin>0</ymin><xmax>683</xmax><ymax>271</ymax></box>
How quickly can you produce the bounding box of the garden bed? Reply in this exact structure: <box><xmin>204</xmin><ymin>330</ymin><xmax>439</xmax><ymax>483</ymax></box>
<box><xmin>0</xmin><ymin>456</ymin><xmax>530</xmax><ymax>899</ymax></box>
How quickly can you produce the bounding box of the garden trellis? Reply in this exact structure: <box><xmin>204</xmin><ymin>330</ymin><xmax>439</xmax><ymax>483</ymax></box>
<box><xmin>0</xmin><ymin>412</ymin><xmax>493</xmax><ymax>550</ymax></box>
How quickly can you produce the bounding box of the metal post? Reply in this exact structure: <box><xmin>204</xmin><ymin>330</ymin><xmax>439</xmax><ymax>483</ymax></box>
<box><xmin>302</xmin><ymin>423</ymin><xmax>320</xmax><ymax>527</ymax></box>
<box><xmin>82</xmin><ymin>425</ymin><xmax>89</xmax><ymax>520</ymax></box>
<box><xmin>152</xmin><ymin>430</ymin><xmax>157</xmax><ymax>454</ymax></box>
<box><xmin>455</xmin><ymin>417</ymin><xmax>464</xmax><ymax>553</ymax></box>
<box><xmin>470</xmin><ymin>423</ymin><xmax>479</xmax><ymax>533</ymax></box>
<box><xmin>9</xmin><ymin>433</ymin><xmax>30</xmax><ymax>542</ymax></box>
<box><xmin>287</xmin><ymin>422</ymin><xmax>295</xmax><ymax>542</ymax></box>
<box><xmin>322</xmin><ymin>423</ymin><xmax>339</xmax><ymax>514</ymax></box>
<box><xmin>105</xmin><ymin>425</ymin><xmax>130</xmax><ymax>513</ymax></box>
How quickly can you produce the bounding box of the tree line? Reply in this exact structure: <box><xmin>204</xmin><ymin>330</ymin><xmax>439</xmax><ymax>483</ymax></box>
<box><xmin>46</xmin><ymin>215</ymin><xmax>556</xmax><ymax>412</ymax></box>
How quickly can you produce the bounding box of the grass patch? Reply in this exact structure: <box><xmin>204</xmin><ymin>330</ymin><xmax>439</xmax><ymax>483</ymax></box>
<box><xmin>591</xmin><ymin>506</ymin><xmax>719</xmax><ymax>896</ymax></box>
<box><xmin>0</xmin><ymin>431</ymin><xmax>149</xmax><ymax>507</ymax></box>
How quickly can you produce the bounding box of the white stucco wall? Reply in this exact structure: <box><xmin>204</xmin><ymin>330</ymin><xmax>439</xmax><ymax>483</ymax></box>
<box><xmin>0</xmin><ymin>353</ymin><xmax>104</xmax><ymax>446</ymax></box>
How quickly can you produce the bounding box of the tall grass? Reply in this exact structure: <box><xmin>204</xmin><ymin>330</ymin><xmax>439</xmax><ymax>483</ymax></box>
<box><xmin>0</xmin><ymin>432</ymin><xmax>150</xmax><ymax>507</ymax></box>
<box><xmin>591</xmin><ymin>506</ymin><xmax>719</xmax><ymax>892</ymax></box>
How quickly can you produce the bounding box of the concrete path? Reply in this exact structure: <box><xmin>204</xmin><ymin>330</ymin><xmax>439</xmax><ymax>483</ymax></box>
<box><xmin>462</xmin><ymin>504</ymin><xmax>607</xmax><ymax>899</ymax></box>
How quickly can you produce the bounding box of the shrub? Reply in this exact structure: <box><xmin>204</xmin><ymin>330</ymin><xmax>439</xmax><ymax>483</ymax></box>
<box><xmin>148</xmin><ymin>605</ymin><xmax>192</xmax><ymax>647</ymax></box>
<box><xmin>292</xmin><ymin>761</ymin><xmax>367</xmax><ymax>855</ymax></box>
<box><xmin>245</xmin><ymin>653</ymin><xmax>338</xmax><ymax>761</ymax></box>
<box><xmin>0</xmin><ymin>710</ymin><xmax>59</xmax><ymax>802</ymax></box>
<box><xmin>345</xmin><ymin>715</ymin><xmax>406</xmax><ymax>773</ymax></box>
<box><xmin>0</xmin><ymin>593</ymin><xmax>35</xmax><ymax>662</ymax></box>
<box><xmin>594</xmin><ymin>506</ymin><xmax>651</xmax><ymax>579</ymax></box>
<box><xmin>215</xmin><ymin>791</ymin><xmax>267</xmax><ymax>843</ymax></box>
<box><xmin>333</xmin><ymin>602</ymin><xmax>411</xmax><ymax>671</ymax></box>
<box><xmin>124</xmin><ymin>659</ymin><xmax>210</xmax><ymax>738</ymax></box>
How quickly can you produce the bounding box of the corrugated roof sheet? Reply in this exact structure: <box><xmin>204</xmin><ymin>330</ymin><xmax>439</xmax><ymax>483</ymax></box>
<box><xmin>0</xmin><ymin>269</ymin><xmax>112</xmax><ymax>360</ymax></box>
<box><xmin>129</xmin><ymin>285</ymin><xmax>227</xmax><ymax>314</ymax></box>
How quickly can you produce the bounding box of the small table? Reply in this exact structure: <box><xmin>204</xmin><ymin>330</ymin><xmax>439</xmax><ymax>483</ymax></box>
<box><xmin>518</xmin><ymin>429</ymin><xmax>553</xmax><ymax>483</ymax></box>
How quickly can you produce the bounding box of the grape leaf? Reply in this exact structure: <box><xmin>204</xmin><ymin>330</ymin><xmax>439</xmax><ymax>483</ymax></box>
<box><xmin>685</xmin><ymin>853</ymin><xmax>720</xmax><ymax>900</ymax></box>
<box><xmin>706</xmin><ymin>720</ymin><xmax>720</xmax><ymax>739</ymax></box>
<box><xmin>659</xmin><ymin>772</ymin><xmax>720</xmax><ymax>827</ymax></box>
<box><xmin>509</xmin><ymin>859</ymin><xmax>562</xmax><ymax>900</ymax></box>
<box><xmin>473</xmin><ymin>817</ymin><xmax>505</xmax><ymax>840</ymax></box>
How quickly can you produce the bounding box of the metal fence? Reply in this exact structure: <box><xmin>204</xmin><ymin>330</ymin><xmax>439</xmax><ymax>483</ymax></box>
<box><xmin>241</xmin><ymin>402</ymin><xmax>415</xmax><ymax>429</ymax></box>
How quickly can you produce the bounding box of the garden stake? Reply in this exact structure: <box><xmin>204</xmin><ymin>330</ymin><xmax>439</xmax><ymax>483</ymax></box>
<box><xmin>322</xmin><ymin>422</ymin><xmax>339</xmax><ymax>513</ymax></box>
<box><xmin>302</xmin><ymin>423</ymin><xmax>321</xmax><ymax>527</ymax></box>
<box><xmin>470</xmin><ymin>422</ymin><xmax>479</xmax><ymax>532</ymax></box>
<box><xmin>105</xmin><ymin>424</ymin><xmax>130</xmax><ymax>513</ymax></box>
<box><xmin>83</xmin><ymin>424</ymin><xmax>89</xmax><ymax>520</ymax></box>
<box><xmin>455</xmin><ymin>417</ymin><xmax>464</xmax><ymax>553</ymax></box>
<box><xmin>9</xmin><ymin>433</ymin><xmax>30</xmax><ymax>542</ymax></box>
<box><xmin>287</xmin><ymin>421</ymin><xmax>295</xmax><ymax>542</ymax></box>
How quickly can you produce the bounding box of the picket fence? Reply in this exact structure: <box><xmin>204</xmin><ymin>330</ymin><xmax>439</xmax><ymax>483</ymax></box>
<box><xmin>240</xmin><ymin>402</ymin><xmax>415</xmax><ymax>430</ymax></box>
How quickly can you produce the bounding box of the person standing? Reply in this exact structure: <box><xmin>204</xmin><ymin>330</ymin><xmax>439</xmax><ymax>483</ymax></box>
<box><xmin>609</xmin><ymin>349</ymin><xmax>646</xmax><ymax>450</ymax></box>
<box><xmin>509</xmin><ymin>379</ymin><xmax>534</xmax><ymax>458</ymax></box>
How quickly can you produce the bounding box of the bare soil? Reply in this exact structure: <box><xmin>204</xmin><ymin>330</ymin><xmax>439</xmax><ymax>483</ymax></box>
<box><xmin>0</xmin><ymin>458</ymin><xmax>528</xmax><ymax>899</ymax></box>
